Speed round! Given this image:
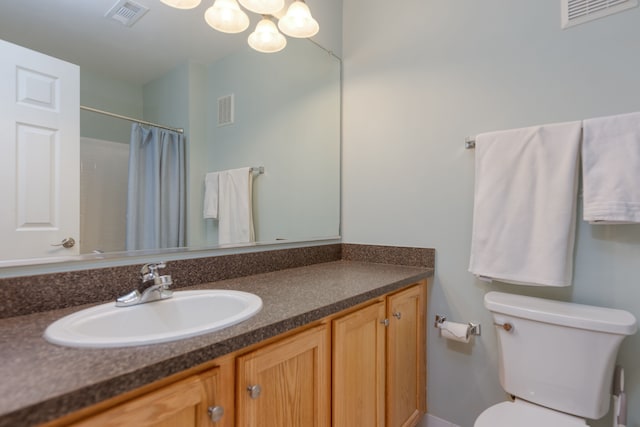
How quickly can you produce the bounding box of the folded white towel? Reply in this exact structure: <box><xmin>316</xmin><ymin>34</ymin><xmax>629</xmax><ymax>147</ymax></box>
<box><xmin>468</xmin><ymin>121</ymin><xmax>582</xmax><ymax>287</ymax></box>
<box><xmin>218</xmin><ymin>167</ymin><xmax>255</xmax><ymax>245</ymax></box>
<box><xmin>203</xmin><ymin>172</ymin><xmax>219</xmax><ymax>219</ymax></box>
<box><xmin>582</xmin><ymin>112</ymin><xmax>640</xmax><ymax>223</ymax></box>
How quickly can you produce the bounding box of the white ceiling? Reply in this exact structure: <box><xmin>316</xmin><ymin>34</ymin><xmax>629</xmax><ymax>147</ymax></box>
<box><xmin>0</xmin><ymin>0</ymin><xmax>296</xmax><ymax>85</ymax></box>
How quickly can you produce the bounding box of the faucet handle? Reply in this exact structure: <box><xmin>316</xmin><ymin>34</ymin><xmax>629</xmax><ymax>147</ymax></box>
<box><xmin>141</xmin><ymin>262</ymin><xmax>166</xmax><ymax>274</ymax></box>
<box><xmin>154</xmin><ymin>275</ymin><xmax>173</xmax><ymax>288</ymax></box>
<box><xmin>140</xmin><ymin>262</ymin><xmax>167</xmax><ymax>282</ymax></box>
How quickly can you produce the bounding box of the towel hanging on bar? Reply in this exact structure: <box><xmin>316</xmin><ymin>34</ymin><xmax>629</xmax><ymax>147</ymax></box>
<box><xmin>466</xmin><ymin>123</ymin><xmax>591</xmax><ymax>149</ymax></box>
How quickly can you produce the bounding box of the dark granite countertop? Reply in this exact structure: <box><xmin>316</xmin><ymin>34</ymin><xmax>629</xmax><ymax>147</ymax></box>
<box><xmin>0</xmin><ymin>260</ymin><xmax>432</xmax><ymax>427</ymax></box>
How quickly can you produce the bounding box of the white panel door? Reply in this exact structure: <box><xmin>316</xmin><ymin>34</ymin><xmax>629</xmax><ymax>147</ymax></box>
<box><xmin>0</xmin><ymin>39</ymin><xmax>80</xmax><ymax>261</ymax></box>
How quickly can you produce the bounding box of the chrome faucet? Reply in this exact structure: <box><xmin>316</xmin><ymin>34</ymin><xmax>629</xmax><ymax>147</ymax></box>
<box><xmin>116</xmin><ymin>262</ymin><xmax>173</xmax><ymax>307</ymax></box>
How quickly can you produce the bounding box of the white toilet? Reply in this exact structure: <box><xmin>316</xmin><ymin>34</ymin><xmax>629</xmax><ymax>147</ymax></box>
<box><xmin>475</xmin><ymin>291</ymin><xmax>637</xmax><ymax>427</ymax></box>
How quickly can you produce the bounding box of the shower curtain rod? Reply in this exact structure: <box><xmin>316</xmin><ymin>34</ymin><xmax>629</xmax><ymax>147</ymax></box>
<box><xmin>80</xmin><ymin>105</ymin><xmax>184</xmax><ymax>134</ymax></box>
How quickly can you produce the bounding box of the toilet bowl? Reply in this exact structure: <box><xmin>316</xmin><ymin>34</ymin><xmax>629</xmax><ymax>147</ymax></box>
<box><xmin>475</xmin><ymin>291</ymin><xmax>637</xmax><ymax>427</ymax></box>
<box><xmin>475</xmin><ymin>399</ymin><xmax>587</xmax><ymax>427</ymax></box>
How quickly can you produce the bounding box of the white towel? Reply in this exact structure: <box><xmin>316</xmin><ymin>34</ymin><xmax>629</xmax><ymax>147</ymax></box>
<box><xmin>218</xmin><ymin>167</ymin><xmax>255</xmax><ymax>245</ymax></box>
<box><xmin>203</xmin><ymin>172</ymin><xmax>219</xmax><ymax>219</ymax></box>
<box><xmin>582</xmin><ymin>112</ymin><xmax>640</xmax><ymax>224</ymax></box>
<box><xmin>468</xmin><ymin>121</ymin><xmax>582</xmax><ymax>287</ymax></box>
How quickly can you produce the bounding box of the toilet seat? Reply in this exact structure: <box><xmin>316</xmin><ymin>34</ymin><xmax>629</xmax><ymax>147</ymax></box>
<box><xmin>474</xmin><ymin>399</ymin><xmax>588</xmax><ymax>427</ymax></box>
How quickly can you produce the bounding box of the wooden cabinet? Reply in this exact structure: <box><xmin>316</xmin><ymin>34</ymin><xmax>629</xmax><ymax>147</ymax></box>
<box><xmin>333</xmin><ymin>282</ymin><xmax>427</xmax><ymax>427</ymax></box>
<box><xmin>200</xmin><ymin>356</ymin><xmax>235</xmax><ymax>427</ymax></box>
<box><xmin>332</xmin><ymin>301</ymin><xmax>387</xmax><ymax>427</ymax></box>
<box><xmin>386</xmin><ymin>283</ymin><xmax>427</xmax><ymax>427</ymax></box>
<box><xmin>236</xmin><ymin>324</ymin><xmax>331</xmax><ymax>427</ymax></box>
<box><xmin>52</xmin><ymin>355</ymin><xmax>235</xmax><ymax>427</ymax></box>
<box><xmin>67</xmin><ymin>366</ymin><xmax>228</xmax><ymax>427</ymax></box>
<box><xmin>235</xmin><ymin>281</ymin><xmax>425</xmax><ymax>427</ymax></box>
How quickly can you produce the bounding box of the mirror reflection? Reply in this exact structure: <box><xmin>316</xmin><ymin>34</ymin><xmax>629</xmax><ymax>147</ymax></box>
<box><xmin>0</xmin><ymin>0</ymin><xmax>341</xmax><ymax>266</ymax></box>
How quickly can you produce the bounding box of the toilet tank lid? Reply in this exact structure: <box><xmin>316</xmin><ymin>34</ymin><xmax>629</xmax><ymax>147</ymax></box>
<box><xmin>484</xmin><ymin>292</ymin><xmax>637</xmax><ymax>335</ymax></box>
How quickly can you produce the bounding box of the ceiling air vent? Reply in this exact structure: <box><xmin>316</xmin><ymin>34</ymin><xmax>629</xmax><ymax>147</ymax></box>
<box><xmin>562</xmin><ymin>0</ymin><xmax>638</xmax><ymax>29</ymax></box>
<box><xmin>105</xmin><ymin>0</ymin><xmax>149</xmax><ymax>27</ymax></box>
<box><xmin>218</xmin><ymin>94</ymin><xmax>235</xmax><ymax>127</ymax></box>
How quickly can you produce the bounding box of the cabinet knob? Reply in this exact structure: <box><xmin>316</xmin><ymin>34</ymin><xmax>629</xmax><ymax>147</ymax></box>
<box><xmin>392</xmin><ymin>311</ymin><xmax>402</xmax><ymax>320</ymax></box>
<box><xmin>207</xmin><ymin>406</ymin><xmax>224</xmax><ymax>422</ymax></box>
<box><xmin>247</xmin><ymin>384</ymin><xmax>262</xmax><ymax>399</ymax></box>
<box><xmin>380</xmin><ymin>318</ymin><xmax>390</xmax><ymax>327</ymax></box>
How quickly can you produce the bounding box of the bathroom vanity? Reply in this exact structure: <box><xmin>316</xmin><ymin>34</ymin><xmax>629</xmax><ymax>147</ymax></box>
<box><xmin>0</xmin><ymin>253</ymin><xmax>432</xmax><ymax>427</ymax></box>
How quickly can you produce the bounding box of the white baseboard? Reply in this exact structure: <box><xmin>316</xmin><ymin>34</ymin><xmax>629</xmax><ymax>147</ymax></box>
<box><xmin>424</xmin><ymin>413</ymin><xmax>461</xmax><ymax>427</ymax></box>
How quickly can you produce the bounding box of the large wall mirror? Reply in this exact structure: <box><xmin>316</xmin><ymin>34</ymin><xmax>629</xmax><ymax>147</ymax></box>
<box><xmin>0</xmin><ymin>0</ymin><xmax>341</xmax><ymax>271</ymax></box>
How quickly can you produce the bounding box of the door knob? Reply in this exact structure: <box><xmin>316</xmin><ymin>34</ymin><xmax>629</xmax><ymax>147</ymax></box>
<box><xmin>51</xmin><ymin>237</ymin><xmax>75</xmax><ymax>248</ymax></box>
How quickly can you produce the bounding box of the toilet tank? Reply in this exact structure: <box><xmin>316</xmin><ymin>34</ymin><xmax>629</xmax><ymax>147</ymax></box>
<box><xmin>484</xmin><ymin>291</ymin><xmax>637</xmax><ymax>420</ymax></box>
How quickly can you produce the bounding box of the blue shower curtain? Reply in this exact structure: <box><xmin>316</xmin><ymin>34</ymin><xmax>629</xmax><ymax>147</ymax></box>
<box><xmin>126</xmin><ymin>123</ymin><xmax>186</xmax><ymax>251</ymax></box>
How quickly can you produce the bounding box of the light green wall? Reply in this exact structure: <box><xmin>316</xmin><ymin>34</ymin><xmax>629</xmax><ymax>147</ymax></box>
<box><xmin>342</xmin><ymin>2</ymin><xmax>640</xmax><ymax>426</ymax></box>
<box><xmin>205</xmin><ymin>40</ymin><xmax>341</xmax><ymax>245</ymax></box>
<box><xmin>186</xmin><ymin>63</ymin><xmax>209</xmax><ymax>249</ymax></box>
<box><xmin>307</xmin><ymin>0</ymin><xmax>343</xmax><ymax>57</ymax></box>
<box><xmin>143</xmin><ymin>63</ymin><xmax>189</xmax><ymax>131</ymax></box>
<box><xmin>80</xmin><ymin>69</ymin><xmax>143</xmax><ymax>143</ymax></box>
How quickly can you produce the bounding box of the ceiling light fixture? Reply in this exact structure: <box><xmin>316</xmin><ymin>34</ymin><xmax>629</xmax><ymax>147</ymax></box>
<box><xmin>278</xmin><ymin>0</ymin><xmax>318</xmax><ymax>38</ymax></box>
<box><xmin>238</xmin><ymin>0</ymin><xmax>284</xmax><ymax>15</ymax></box>
<box><xmin>248</xmin><ymin>16</ymin><xmax>287</xmax><ymax>53</ymax></box>
<box><xmin>204</xmin><ymin>0</ymin><xmax>250</xmax><ymax>34</ymax></box>
<box><xmin>160</xmin><ymin>0</ymin><xmax>202</xmax><ymax>9</ymax></box>
<box><xmin>162</xmin><ymin>0</ymin><xmax>319</xmax><ymax>53</ymax></box>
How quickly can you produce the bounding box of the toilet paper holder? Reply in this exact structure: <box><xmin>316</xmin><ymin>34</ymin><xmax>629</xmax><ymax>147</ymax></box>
<box><xmin>434</xmin><ymin>314</ymin><xmax>481</xmax><ymax>336</ymax></box>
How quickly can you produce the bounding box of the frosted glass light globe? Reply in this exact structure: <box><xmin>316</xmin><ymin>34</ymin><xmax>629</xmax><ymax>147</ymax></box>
<box><xmin>160</xmin><ymin>0</ymin><xmax>202</xmax><ymax>9</ymax></box>
<box><xmin>205</xmin><ymin>0</ymin><xmax>250</xmax><ymax>33</ymax></box>
<box><xmin>277</xmin><ymin>1</ymin><xmax>319</xmax><ymax>38</ymax></box>
<box><xmin>248</xmin><ymin>17</ymin><xmax>287</xmax><ymax>53</ymax></box>
<box><xmin>238</xmin><ymin>0</ymin><xmax>285</xmax><ymax>15</ymax></box>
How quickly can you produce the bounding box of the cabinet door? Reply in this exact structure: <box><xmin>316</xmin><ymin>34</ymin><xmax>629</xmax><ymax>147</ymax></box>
<box><xmin>387</xmin><ymin>284</ymin><xmax>427</xmax><ymax>427</ymax></box>
<box><xmin>199</xmin><ymin>361</ymin><xmax>234</xmax><ymax>427</ymax></box>
<box><xmin>236</xmin><ymin>324</ymin><xmax>330</xmax><ymax>427</ymax></box>
<box><xmin>69</xmin><ymin>373</ymin><xmax>210</xmax><ymax>427</ymax></box>
<box><xmin>332</xmin><ymin>301</ymin><xmax>387</xmax><ymax>427</ymax></box>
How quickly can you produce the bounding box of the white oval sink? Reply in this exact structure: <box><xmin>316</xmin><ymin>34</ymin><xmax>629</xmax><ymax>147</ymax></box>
<box><xmin>44</xmin><ymin>290</ymin><xmax>262</xmax><ymax>348</ymax></box>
